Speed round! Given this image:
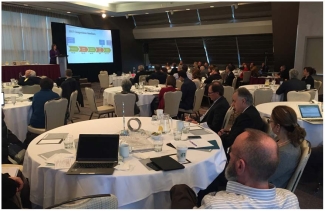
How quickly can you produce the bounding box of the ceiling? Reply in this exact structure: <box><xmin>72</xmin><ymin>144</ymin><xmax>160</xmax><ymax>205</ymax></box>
<box><xmin>2</xmin><ymin>1</ymin><xmax>253</xmax><ymax>17</ymax></box>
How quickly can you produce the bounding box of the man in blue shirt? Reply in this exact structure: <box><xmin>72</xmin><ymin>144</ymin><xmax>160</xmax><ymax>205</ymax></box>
<box><xmin>29</xmin><ymin>78</ymin><xmax>60</xmax><ymax>128</ymax></box>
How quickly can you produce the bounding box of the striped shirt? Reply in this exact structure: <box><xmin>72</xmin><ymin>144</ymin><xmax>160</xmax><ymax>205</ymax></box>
<box><xmin>198</xmin><ymin>181</ymin><xmax>299</xmax><ymax>209</ymax></box>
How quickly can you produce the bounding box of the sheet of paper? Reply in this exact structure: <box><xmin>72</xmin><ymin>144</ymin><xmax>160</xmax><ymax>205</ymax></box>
<box><xmin>55</xmin><ymin>157</ymin><xmax>75</xmax><ymax>169</ymax></box>
<box><xmin>46</xmin><ymin>153</ymin><xmax>75</xmax><ymax>164</ymax></box>
<box><xmin>2</xmin><ymin>167</ymin><xmax>19</xmax><ymax>176</ymax></box>
<box><xmin>189</xmin><ymin>126</ymin><xmax>203</xmax><ymax>131</ymax></box>
<box><xmin>39</xmin><ymin>149</ymin><xmax>72</xmax><ymax>160</ymax></box>
<box><xmin>37</xmin><ymin>139</ymin><xmax>62</xmax><ymax>144</ymax></box>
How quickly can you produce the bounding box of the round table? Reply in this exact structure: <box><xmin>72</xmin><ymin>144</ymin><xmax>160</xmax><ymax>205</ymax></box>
<box><xmin>2</xmin><ymin>84</ymin><xmax>22</xmax><ymax>94</ymax></box>
<box><xmin>103</xmin><ymin>85</ymin><xmax>164</xmax><ymax>117</ymax></box>
<box><xmin>22</xmin><ymin>117</ymin><xmax>227</xmax><ymax>208</ymax></box>
<box><xmin>3</xmin><ymin>94</ymin><xmax>33</xmax><ymax>142</ymax></box>
<box><xmin>256</xmin><ymin>102</ymin><xmax>323</xmax><ymax>147</ymax></box>
<box><xmin>240</xmin><ymin>84</ymin><xmax>283</xmax><ymax>102</ymax></box>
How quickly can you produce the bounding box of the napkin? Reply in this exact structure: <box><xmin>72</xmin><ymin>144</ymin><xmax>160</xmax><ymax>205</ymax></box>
<box><xmin>114</xmin><ymin>162</ymin><xmax>130</xmax><ymax>171</ymax></box>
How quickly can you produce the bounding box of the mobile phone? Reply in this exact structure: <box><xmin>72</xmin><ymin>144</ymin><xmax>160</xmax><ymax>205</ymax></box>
<box><xmin>188</xmin><ymin>136</ymin><xmax>201</xmax><ymax>139</ymax></box>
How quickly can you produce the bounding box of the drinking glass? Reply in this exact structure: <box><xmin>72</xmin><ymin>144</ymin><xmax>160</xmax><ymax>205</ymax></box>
<box><xmin>64</xmin><ymin>135</ymin><xmax>74</xmax><ymax>149</ymax></box>
<box><xmin>11</xmin><ymin>96</ymin><xmax>16</xmax><ymax>105</ymax></box>
<box><xmin>182</xmin><ymin>122</ymin><xmax>190</xmax><ymax>134</ymax></box>
<box><xmin>153</xmin><ymin>139</ymin><xmax>163</xmax><ymax>152</ymax></box>
<box><xmin>151</xmin><ymin>115</ymin><xmax>158</xmax><ymax>126</ymax></box>
<box><xmin>173</xmin><ymin>130</ymin><xmax>182</xmax><ymax>141</ymax></box>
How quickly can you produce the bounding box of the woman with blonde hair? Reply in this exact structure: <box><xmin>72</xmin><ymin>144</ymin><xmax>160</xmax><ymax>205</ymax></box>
<box><xmin>268</xmin><ymin>105</ymin><xmax>306</xmax><ymax>188</ymax></box>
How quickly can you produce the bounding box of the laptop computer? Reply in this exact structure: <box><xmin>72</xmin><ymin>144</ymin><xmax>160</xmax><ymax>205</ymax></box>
<box><xmin>66</xmin><ymin>134</ymin><xmax>119</xmax><ymax>175</ymax></box>
<box><xmin>298</xmin><ymin>105</ymin><xmax>323</xmax><ymax>125</ymax></box>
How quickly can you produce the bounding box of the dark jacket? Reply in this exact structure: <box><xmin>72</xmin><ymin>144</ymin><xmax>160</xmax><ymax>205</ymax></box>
<box><xmin>169</xmin><ymin>68</ymin><xmax>178</xmax><ymax>76</ymax></box>
<box><xmin>133</xmin><ymin>71</ymin><xmax>148</xmax><ymax>84</ymax></box>
<box><xmin>200</xmin><ymin>96</ymin><xmax>230</xmax><ymax>133</ymax></box>
<box><xmin>18</xmin><ymin>77</ymin><xmax>41</xmax><ymax>86</ymax></box>
<box><xmin>204</xmin><ymin>74</ymin><xmax>222</xmax><ymax>85</ymax></box>
<box><xmin>223</xmin><ymin>71</ymin><xmax>235</xmax><ymax>87</ymax></box>
<box><xmin>221</xmin><ymin>105</ymin><xmax>265</xmax><ymax>153</ymax></box>
<box><xmin>49</xmin><ymin>49</ymin><xmax>59</xmax><ymax>64</ymax></box>
<box><xmin>278</xmin><ymin>69</ymin><xmax>289</xmax><ymax>81</ymax></box>
<box><xmin>276</xmin><ymin>78</ymin><xmax>306</xmax><ymax>101</ymax></box>
<box><xmin>301</xmin><ymin>75</ymin><xmax>314</xmax><ymax>89</ymax></box>
<box><xmin>146</xmin><ymin>71</ymin><xmax>167</xmax><ymax>84</ymax></box>
<box><xmin>61</xmin><ymin>78</ymin><xmax>84</xmax><ymax>107</ymax></box>
<box><xmin>29</xmin><ymin>89</ymin><xmax>60</xmax><ymax>128</ymax></box>
<box><xmin>179</xmin><ymin>78</ymin><xmax>197</xmax><ymax>110</ymax></box>
<box><xmin>2</xmin><ymin>173</ymin><xmax>20</xmax><ymax>209</ymax></box>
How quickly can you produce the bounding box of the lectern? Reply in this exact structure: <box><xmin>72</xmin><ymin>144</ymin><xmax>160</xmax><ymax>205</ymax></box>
<box><xmin>56</xmin><ymin>55</ymin><xmax>68</xmax><ymax>77</ymax></box>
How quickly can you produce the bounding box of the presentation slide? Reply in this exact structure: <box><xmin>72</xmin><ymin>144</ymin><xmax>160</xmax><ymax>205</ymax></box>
<box><xmin>65</xmin><ymin>25</ymin><xmax>113</xmax><ymax>64</ymax></box>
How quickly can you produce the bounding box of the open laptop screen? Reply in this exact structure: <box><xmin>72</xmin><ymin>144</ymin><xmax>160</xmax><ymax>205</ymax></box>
<box><xmin>77</xmin><ymin>134</ymin><xmax>119</xmax><ymax>161</ymax></box>
<box><xmin>298</xmin><ymin>105</ymin><xmax>322</xmax><ymax>118</ymax></box>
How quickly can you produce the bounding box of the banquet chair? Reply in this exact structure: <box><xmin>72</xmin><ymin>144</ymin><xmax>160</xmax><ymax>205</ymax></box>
<box><xmin>27</xmin><ymin>98</ymin><xmax>68</xmax><ymax>134</ymax></box>
<box><xmin>176</xmin><ymin>80</ymin><xmax>183</xmax><ymax>89</ymax></box>
<box><xmin>85</xmin><ymin>87</ymin><xmax>115</xmax><ymax>119</ymax></box>
<box><xmin>232</xmin><ymin>77</ymin><xmax>237</xmax><ymax>90</ymax></box>
<box><xmin>254</xmin><ymin>88</ymin><xmax>273</xmax><ymax>106</ymax></box>
<box><xmin>314</xmin><ymin>80</ymin><xmax>322</xmax><ymax>92</ymax></box>
<box><xmin>98</xmin><ymin>74</ymin><xmax>113</xmax><ymax>98</ymax></box>
<box><xmin>21</xmin><ymin>85</ymin><xmax>41</xmax><ymax>94</ymax></box>
<box><xmin>287</xmin><ymin>91</ymin><xmax>311</xmax><ymax>102</ymax></box>
<box><xmin>221</xmin><ymin>106</ymin><xmax>234</xmax><ymax>129</ymax></box>
<box><xmin>178</xmin><ymin>88</ymin><xmax>204</xmax><ymax>120</ymax></box>
<box><xmin>114</xmin><ymin>93</ymin><xmax>136</xmax><ymax>117</ymax></box>
<box><xmin>68</xmin><ymin>91</ymin><xmax>78</xmax><ymax>123</ymax></box>
<box><xmin>148</xmin><ymin>79</ymin><xmax>159</xmax><ymax>86</ymax></box>
<box><xmin>223</xmin><ymin>86</ymin><xmax>234</xmax><ymax>105</ymax></box>
<box><xmin>239</xmin><ymin>71</ymin><xmax>251</xmax><ymax>86</ymax></box>
<box><xmin>220</xmin><ymin>71</ymin><xmax>226</xmax><ymax>82</ymax></box>
<box><xmin>52</xmin><ymin>87</ymin><xmax>62</xmax><ymax>97</ymax></box>
<box><xmin>286</xmin><ymin>140</ymin><xmax>311</xmax><ymax>193</ymax></box>
<box><xmin>47</xmin><ymin>194</ymin><xmax>118</xmax><ymax>209</ymax></box>
<box><xmin>301</xmin><ymin>89</ymin><xmax>317</xmax><ymax>101</ymax></box>
<box><xmin>164</xmin><ymin>91</ymin><xmax>182</xmax><ymax>118</ymax></box>
<box><xmin>100</xmin><ymin>70</ymin><xmax>108</xmax><ymax>75</ymax></box>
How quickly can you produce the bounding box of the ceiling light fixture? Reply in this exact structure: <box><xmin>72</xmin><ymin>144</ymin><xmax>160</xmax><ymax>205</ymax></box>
<box><xmin>210</xmin><ymin>6</ymin><xmax>214</xmax><ymax>8</ymax></box>
<box><xmin>102</xmin><ymin>13</ymin><xmax>107</xmax><ymax>18</ymax></box>
<box><xmin>67</xmin><ymin>11</ymin><xmax>71</xmax><ymax>13</ymax></box>
<box><xmin>186</xmin><ymin>9</ymin><xmax>190</xmax><ymax>10</ymax></box>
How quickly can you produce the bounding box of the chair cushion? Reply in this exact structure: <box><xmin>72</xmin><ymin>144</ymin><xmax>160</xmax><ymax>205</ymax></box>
<box><xmin>178</xmin><ymin>108</ymin><xmax>193</xmax><ymax>113</ymax></box>
<box><xmin>27</xmin><ymin>125</ymin><xmax>45</xmax><ymax>134</ymax></box>
<box><xmin>97</xmin><ymin>106</ymin><xmax>115</xmax><ymax>114</ymax></box>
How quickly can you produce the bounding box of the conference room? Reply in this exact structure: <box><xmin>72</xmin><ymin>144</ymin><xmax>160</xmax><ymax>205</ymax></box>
<box><xmin>1</xmin><ymin>1</ymin><xmax>323</xmax><ymax>209</ymax></box>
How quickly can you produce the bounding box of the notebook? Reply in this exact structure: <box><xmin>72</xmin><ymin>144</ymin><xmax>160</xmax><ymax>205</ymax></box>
<box><xmin>66</xmin><ymin>134</ymin><xmax>119</xmax><ymax>175</ymax></box>
<box><xmin>298</xmin><ymin>105</ymin><xmax>323</xmax><ymax>125</ymax></box>
<box><xmin>150</xmin><ymin>156</ymin><xmax>184</xmax><ymax>171</ymax></box>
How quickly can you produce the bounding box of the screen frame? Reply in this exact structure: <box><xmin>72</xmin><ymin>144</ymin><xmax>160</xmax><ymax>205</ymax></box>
<box><xmin>298</xmin><ymin>105</ymin><xmax>322</xmax><ymax>118</ymax></box>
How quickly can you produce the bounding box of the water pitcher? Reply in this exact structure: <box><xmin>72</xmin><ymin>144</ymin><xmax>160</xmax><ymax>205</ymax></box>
<box><xmin>159</xmin><ymin>114</ymin><xmax>173</xmax><ymax>134</ymax></box>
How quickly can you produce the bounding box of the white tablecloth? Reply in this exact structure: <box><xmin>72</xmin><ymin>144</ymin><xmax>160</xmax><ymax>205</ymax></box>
<box><xmin>103</xmin><ymin>85</ymin><xmax>164</xmax><ymax>117</ymax></box>
<box><xmin>256</xmin><ymin>102</ymin><xmax>323</xmax><ymax>147</ymax></box>
<box><xmin>3</xmin><ymin>94</ymin><xmax>33</xmax><ymax>142</ymax></box>
<box><xmin>22</xmin><ymin>117</ymin><xmax>227</xmax><ymax>208</ymax></box>
<box><xmin>2</xmin><ymin>85</ymin><xmax>22</xmax><ymax>94</ymax></box>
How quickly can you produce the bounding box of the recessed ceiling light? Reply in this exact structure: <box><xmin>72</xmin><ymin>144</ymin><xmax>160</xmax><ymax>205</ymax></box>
<box><xmin>102</xmin><ymin>13</ymin><xmax>107</xmax><ymax>18</ymax></box>
<box><xmin>186</xmin><ymin>9</ymin><xmax>190</xmax><ymax>10</ymax></box>
<box><xmin>67</xmin><ymin>11</ymin><xmax>71</xmax><ymax>13</ymax></box>
<box><xmin>23</xmin><ymin>4</ymin><xmax>28</xmax><ymax>6</ymax></box>
<box><xmin>145</xmin><ymin>13</ymin><xmax>149</xmax><ymax>14</ymax></box>
<box><xmin>210</xmin><ymin>6</ymin><xmax>214</xmax><ymax>8</ymax></box>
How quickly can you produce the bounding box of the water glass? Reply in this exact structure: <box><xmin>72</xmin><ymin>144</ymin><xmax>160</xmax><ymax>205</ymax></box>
<box><xmin>11</xmin><ymin>96</ymin><xmax>16</xmax><ymax>105</ymax></box>
<box><xmin>182</xmin><ymin>122</ymin><xmax>190</xmax><ymax>134</ymax></box>
<box><xmin>64</xmin><ymin>135</ymin><xmax>74</xmax><ymax>149</ymax></box>
<box><xmin>151</xmin><ymin>115</ymin><xmax>158</xmax><ymax>126</ymax></box>
<box><xmin>153</xmin><ymin>140</ymin><xmax>163</xmax><ymax>152</ymax></box>
<box><xmin>173</xmin><ymin>130</ymin><xmax>182</xmax><ymax>141</ymax></box>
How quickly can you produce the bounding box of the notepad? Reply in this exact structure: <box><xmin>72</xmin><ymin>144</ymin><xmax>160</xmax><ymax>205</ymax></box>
<box><xmin>42</xmin><ymin>133</ymin><xmax>69</xmax><ymax>140</ymax></box>
<box><xmin>37</xmin><ymin>139</ymin><xmax>62</xmax><ymax>145</ymax></box>
<box><xmin>39</xmin><ymin>149</ymin><xmax>72</xmax><ymax>160</ymax></box>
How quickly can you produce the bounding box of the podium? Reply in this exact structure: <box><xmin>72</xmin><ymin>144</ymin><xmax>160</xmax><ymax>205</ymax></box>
<box><xmin>56</xmin><ymin>55</ymin><xmax>68</xmax><ymax>77</ymax></box>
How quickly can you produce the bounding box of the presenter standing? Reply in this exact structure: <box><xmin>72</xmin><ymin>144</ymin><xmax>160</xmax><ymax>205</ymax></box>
<box><xmin>49</xmin><ymin>44</ymin><xmax>60</xmax><ymax>64</ymax></box>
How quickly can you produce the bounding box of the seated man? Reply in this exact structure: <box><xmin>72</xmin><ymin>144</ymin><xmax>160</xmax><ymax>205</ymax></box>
<box><xmin>178</xmin><ymin>70</ymin><xmax>197</xmax><ymax>111</ymax></box>
<box><xmin>276</xmin><ymin>69</ymin><xmax>306</xmax><ymax>101</ymax></box>
<box><xmin>276</xmin><ymin>65</ymin><xmax>289</xmax><ymax>81</ymax></box>
<box><xmin>218</xmin><ymin>88</ymin><xmax>265</xmax><ymax>153</ymax></box>
<box><xmin>186</xmin><ymin>81</ymin><xmax>229</xmax><ymax>133</ymax></box>
<box><xmin>18</xmin><ymin>70</ymin><xmax>41</xmax><ymax>86</ymax></box>
<box><xmin>133</xmin><ymin>65</ymin><xmax>147</xmax><ymax>84</ymax></box>
<box><xmin>61</xmin><ymin>69</ymin><xmax>81</xmax><ymax>107</ymax></box>
<box><xmin>223</xmin><ymin>64</ymin><xmax>235</xmax><ymax>87</ymax></box>
<box><xmin>204</xmin><ymin>65</ymin><xmax>221</xmax><ymax>85</ymax></box>
<box><xmin>146</xmin><ymin>65</ymin><xmax>167</xmax><ymax>84</ymax></box>
<box><xmin>29</xmin><ymin>78</ymin><xmax>60</xmax><ymax>129</ymax></box>
<box><xmin>170</xmin><ymin>129</ymin><xmax>300</xmax><ymax>209</ymax></box>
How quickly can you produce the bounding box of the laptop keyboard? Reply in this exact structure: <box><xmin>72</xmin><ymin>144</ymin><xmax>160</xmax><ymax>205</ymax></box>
<box><xmin>74</xmin><ymin>163</ymin><xmax>115</xmax><ymax>168</ymax></box>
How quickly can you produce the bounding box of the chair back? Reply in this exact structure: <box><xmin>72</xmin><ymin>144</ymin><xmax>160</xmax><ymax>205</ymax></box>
<box><xmin>52</xmin><ymin>87</ymin><xmax>62</xmax><ymax>97</ymax></box>
<box><xmin>98</xmin><ymin>74</ymin><xmax>110</xmax><ymax>89</ymax></box>
<box><xmin>176</xmin><ymin>80</ymin><xmax>183</xmax><ymax>89</ymax></box>
<box><xmin>220</xmin><ymin>71</ymin><xmax>226</xmax><ymax>82</ymax></box>
<box><xmin>100</xmin><ymin>70</ymin><xmax>108</xmax><ymax>75</ymax></box>
<box><xmin>148</xmin><ymin>79</ymin><xmax>159</xmax><ymax>86</ymax></box>
<box><xmin>254</xmin><ymin>88</ymin><xmax>273</xmax><ymax>105</ymax></box>
<box><xmin>164</xmin><ymin>91</ymin><xmax>182</xmax><ymax>117</ymax></box>
<box><xmin>85</xmin><ymin>87</ymin><xmax>98</xmax><ymax>112</ymax></box>
<box><xmin>287</xmin><ymin>91</ymin><xmax>311</xmax><ymax>102</ymax></box>
<box><xmin>114</xmin><ymin>93</ymin><xmax>136</xmax><ymax>117</ymax></box>
<box><xmin>286</xmin><ymin>140</ymin><xmax>311</xmax><ymax>192</ymax></box>
<box><xmin>222</xmin><ymin>106</ymin><xmax>234</xmax><ymax>129</ymax></box>
<box><xmin>232</xmin><ymin>77</ymin><xmax>237</xmax><ymax>90</ymax></box>
<box><xmin>301</xmin><ymin>89</ymin><xmax>316</xmax><ymax>100</ymax></box>
<box><xmin>69</xmin><ymin>91</ymin><xmax>78</xmax><ymax>121</ymax></box>
<box><xmin>193</xmin><ymin>80</ymin><xmax>201</xmax><ymax>89</ymax></box>
<box><xmin>139</xmin><ymin>75</ymin><xmax>148</xmax><ymax>84</ymax></box>
<box><xmin>192</xmin><ymin>88</ymin><xmax>205</xmax><ymax>112</ymax></box>
<box><xmin>48</xmin><ymin>194</ymin><xmax>118</xmax><ymax>209</ymax></box>
<box><xmin>44</xmin><ymin>98</ymin><xmax>68</xmax><ymax>131</ymax></box>
<box><xmin>314</xmin><ymin>80</ymin><xmax>322</xmax><ymax>92</ymax></box>
<box><xmin>21</xmin><ymin>84</ymin><xmax>41</xmax><ymax>94</ymax></box>
<box><xmin>223</xmin><ymin>86</ymin><xmax>234</xmax><ymax>105</ymax></box>
<box><xmin>242</xmin><ymin>71</ymin><xmax>251</xmax><ymax>83</ymax></box>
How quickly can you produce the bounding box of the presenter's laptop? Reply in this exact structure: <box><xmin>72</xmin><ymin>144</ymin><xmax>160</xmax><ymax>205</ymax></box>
<box><xmin>298</xmin><ymin>105</ymin><xmax>323</xmax><ymax>125</ymax></box>
<box><xmin>67</xmin><ymin>134</ymin><xmax>119</xmax><ymax>175</ymax></box>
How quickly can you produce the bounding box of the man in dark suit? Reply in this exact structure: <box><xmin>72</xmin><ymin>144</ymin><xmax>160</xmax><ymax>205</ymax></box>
<box><xmin>169</xmin><ymin>63</ymin><xmax>178</xmax><ymax>76</ymax></box>
<box><xmin>223</xmin><ymin>65</ymin><xmax>235</xmax><ymax>86</ymax></box>
<box><xmin>133</xmin><ymin>65</ymin><xmax>148</xmax><ymax>84</ymax></box>
<box><xmin>277</xmin><ymin>65</ymin><xmax>289</xmax><ymax>81</ymax></box>
<box><xmin>204</xmin><ymin>65</ymin><xmax>221</xmax><ymax>84</ymax></box>
<box><xmin>186</xmin><ymin>81</ymin><xmax>229</xmax><ymax>133</ymax></box>
<box><xmin>18</xmin><ymin>70</ymin><xmax>41</xmax><ymax>86</ymax></box>
<box><xmin>178</xmin><ymin>70</ymin><xmax>197</xmax><ymax>110</ymax></box>
<box><xmin>276</xmin><ymin>69</ymin><xmax>306</xmax><ymax>101</ymax></box>
<box><xmin>146</xmin><ymin>65</ymin><xmax>167</xmax><ymax>84</ymax></box>
<box><xmin>218</xmin><ymin>87</ymin><xmax>265</xmax><ymax>153</ymax></box>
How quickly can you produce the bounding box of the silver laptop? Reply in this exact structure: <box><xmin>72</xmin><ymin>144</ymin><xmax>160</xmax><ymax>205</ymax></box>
<box><xmin>66</xmin><ymin>134</ymin><xmax>119</xmax><ymax>175</ymax></box>
<box><xmin>298</xmin><ymin>105</ymin><xmax>323</xmax><ymax>125</ymax></box>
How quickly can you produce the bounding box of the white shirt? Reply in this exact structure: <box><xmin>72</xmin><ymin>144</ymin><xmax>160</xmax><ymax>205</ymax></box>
<box><xmin>198</xmin><ymin>181</ymin><xmax>299</xmax><ymax>209</ymax></box>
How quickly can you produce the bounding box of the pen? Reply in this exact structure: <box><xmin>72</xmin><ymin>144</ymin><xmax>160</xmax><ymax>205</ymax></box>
<box><xmin>189</xmin><ymin>140</ymin><xmax>197</xmax><ymax>147</ymax></box>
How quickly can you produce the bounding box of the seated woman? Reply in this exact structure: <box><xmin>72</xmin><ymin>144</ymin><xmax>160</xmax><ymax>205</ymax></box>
<box><xmin>120</xmin><ymin>79</ymin><xmax>140</xmax><ymax>115</ymax></box>
<box><xmin>153</xmin><ymin>75</ymin><xmax>176</xmax><ymax>111</ymax></box>
<box><xmin>301</xmin><ymin>67</ymin><xmax>316</xmax><ymax>89</ymax></box>
<box><xmin>192</xmin><ymin>68</ymin><xmax>202</xmax><ymax>89</ymax></box>
<box><xmin>268</xmin><ymin>105</ymin><xmax>306</xmax><ymax>188</ymax></box>
<box><xmin>29</xmin><ymin>78</ymin><xmax>60</xmax><ymax>129</ymax></box>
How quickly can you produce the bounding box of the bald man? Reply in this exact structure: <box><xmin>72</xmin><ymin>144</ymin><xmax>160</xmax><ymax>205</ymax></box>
<box><xmin>170</xmin><ymin>129</ymin><xmax>299</xmax><ymax>209</ymax></box>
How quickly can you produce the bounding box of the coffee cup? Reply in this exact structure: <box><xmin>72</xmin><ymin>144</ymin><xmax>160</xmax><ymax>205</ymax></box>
<box><xmin>119</xmin><ymin>143</ymin><xmax>130</xmax><ymax>158</ymax></box>
<box><xmin>177</xmin><ymin>144</ymin><xmax>188</xmax><ymax>163</ymax></box>
<box><xmin>306</xmin><ymin>84</ymin><xmax>311</xmax><ymax>90</ymax></box>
